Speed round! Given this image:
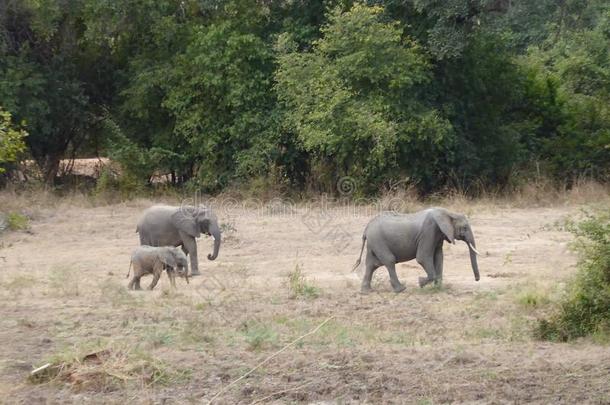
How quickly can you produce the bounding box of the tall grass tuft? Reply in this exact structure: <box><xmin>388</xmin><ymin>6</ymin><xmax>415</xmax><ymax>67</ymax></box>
<box><xmin>286</xmin><ymin>264</ymin><xmax>320</xmax><ymax>299</ymax></box>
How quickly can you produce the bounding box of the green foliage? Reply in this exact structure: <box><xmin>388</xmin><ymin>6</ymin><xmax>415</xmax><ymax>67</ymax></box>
<box><xmin>93</xmin><ymin>167</ymin><xmax>146</xmax><ymax>201</ymax></box>
<box><xmin>0</xmin><ymin>0</ymin><xmax>102</xmax><ymax>183</ymax></box>
<box><xmin>536</xmin><ymin>210</ymin><xmax>610</xmax><ymax>341</ymax></box>
<box><xmin>276</xmin><ymin>4</ymin><xmax>451</xmax><ymax>193</ymax></box>
<box><xmin>163</xmin><ymin>2</ymin><xmax>277</xmax><ymax>189</ymax></box>
<box><xmin>0</xmin><ymin>107</ymin><xmax>28</xmax><ymax>173</ymax></box>
<box><xmin>519</xmin><ymin>13</ymin><xmax>610</xmax><ymax>182</ymax></box>
<box><xmin>0</xmin><ymin>0</ymin><xmax>608</xmax><ymax>194</ymax></box>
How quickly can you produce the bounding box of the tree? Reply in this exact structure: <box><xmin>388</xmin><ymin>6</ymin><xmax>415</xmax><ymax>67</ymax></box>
<box><xmin>276</xmin><ymin>3</ymin><xmax>452</xmax><ymax>193</ymax></box>
<box><xmin>0</xmin><ymin>0</ymin><xmax>100</xmax><ymax>184</ymax></box>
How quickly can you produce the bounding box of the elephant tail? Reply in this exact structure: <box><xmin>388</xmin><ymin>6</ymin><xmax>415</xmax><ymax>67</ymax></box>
<box><xmin>351</xmin><ymin>234</ymin><xmax>367</xmax><ymax>272</ymax></box>
<box><xmin>126</xmin><ymin>260</ymin><xmax>132</xmax><ymax>278</ymax></box>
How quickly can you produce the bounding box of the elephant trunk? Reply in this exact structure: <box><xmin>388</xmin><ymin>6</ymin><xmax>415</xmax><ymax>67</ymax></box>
<box><xmin>466</xmin><ymin>239</ymin><xmax>480</xmax><ymax>281</ymax></box>
<box><xmin>208</xmin><ymin>223</ymin><xmax>221</xmax><ymax>261</ymax></box>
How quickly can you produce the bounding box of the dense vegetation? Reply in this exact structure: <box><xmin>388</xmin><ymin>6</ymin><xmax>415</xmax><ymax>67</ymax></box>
<box><xmin>1</xmin><ymin>0</ymin><xmax>608</xmax><ymax>194</ymax></box>
<box><xmin>537</xmin><ymin>210</ymin><xmax>610</xmax><ymax>341</ymax></box>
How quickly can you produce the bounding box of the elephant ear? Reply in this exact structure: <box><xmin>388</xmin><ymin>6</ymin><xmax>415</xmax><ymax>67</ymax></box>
<box><xmin>171</xmin><ymin>208</ymin><xmax>201</xmax><ymax>238</ymax></box>
<box><xmin>196</xmin><ymin>206</ymin><xmax>213</xmax><ymax>233</ymax></box>
<box><xmin>159</xmin><ymin>248</ymin><xmax>178</xmax><ymax>268</ymax></box>
<box><xmin>431</xmin><ymin>210</ymin><xmax>455</xmax><ymax>244</ymax></box>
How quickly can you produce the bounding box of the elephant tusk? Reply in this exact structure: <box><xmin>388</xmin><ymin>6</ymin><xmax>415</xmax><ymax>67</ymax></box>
<box><xmin>467</xmin><ymin>242</ymin><xmax>481</xmax><ymax>256</ymax></box>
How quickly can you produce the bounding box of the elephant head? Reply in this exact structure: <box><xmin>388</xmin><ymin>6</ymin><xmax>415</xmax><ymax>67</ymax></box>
<box><xmin>159</xmin><ymin>247</ymin><xmax>190</xmax><ymax>282</ymax></box>
<box><xmin>171</xmin><ymin>205</ymin><xmax>221</xmax><ymax>260</ymax></box>
<box><xmin>431</xmin><ymin>209</ymin><xmax>480</xmax><ymax>281</ymax></box>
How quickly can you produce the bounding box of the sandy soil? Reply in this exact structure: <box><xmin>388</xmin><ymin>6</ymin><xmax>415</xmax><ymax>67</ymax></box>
<box><xmin>1</xmin><ymin>197</ymin><xmax>609</xmax><ymax>404</ymax></box>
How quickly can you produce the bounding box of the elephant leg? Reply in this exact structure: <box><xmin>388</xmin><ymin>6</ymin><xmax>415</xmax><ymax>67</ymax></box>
<box><xmin>181</xmin><ymin>235</ymin><xmax>200</xmax><ymax>276</ymax></box>
<box><xmin>374</xmin><ymin>248</ymin><xmax>405</xmax><ymax>293</ymax></box>
<box><xmin>434</xmin><ymin>243</ymin><xmax>443</xmax><ymax>286</ymax></box>
<box><xmin>167</xmin><ymin>269</ymin><xmax>176</xmax><ymax>288</ymax></box>
<box><xmin>416</xmin><ymin>252</ymin><xmax>436</xmax><ymax>288</ymax></box>
<box><xmin>385</xmin><ymin>262</ymin><xmax>406</xmax><ymax>293</ymax></box>
<box><xmin>148</xmin><ymin>274</ymin><xmax>161</xmax><ymax>290</ymax></box>
<box><xmin>148</xmin><ymin>263</ymin><xmax>163</xmax><ymax>290</ymax></box>
<box><xmin>134</xmin><ymin>276</ymin><xmax>142</xmax><ymax>290</ymax></box>
<box><xmin>361</xmin><ymin>250</ymin><xmax>381</xmax><ymax>294</ymax></box>
<box><xmin>128</xmin><ymin>277</ymin><xmax>135</xmax><ymax>290</ymax></box>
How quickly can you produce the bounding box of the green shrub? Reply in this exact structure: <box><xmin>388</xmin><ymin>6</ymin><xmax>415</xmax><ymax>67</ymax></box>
<box><xmin>535</xmin><ymin>210</ymin><xmax>610</xmax><ymax>341</ymax></box>
<box><xmin>286</xmin><ymin>264</ymin><xmax>320</xmax><ymax>299</ymax></box>
<box><xmin>94</xmin><ymin>167</ymin><xmax>146</xmax><ymax>201</ymax></box>
<box><xmin>7</xmin><ymin>212</ymin><xmax>29</xmax><ymax>231</ymax></box>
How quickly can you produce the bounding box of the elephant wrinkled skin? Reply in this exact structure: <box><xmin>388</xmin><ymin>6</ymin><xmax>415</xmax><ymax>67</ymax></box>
<box><xmin>136</xmin><ymin>205</ymin><xmax>221</xmax><ymax>276</ymax></box>
<box><xmin>353</xmin><ymin>207</ymin><xmax>480</xmax><ymax>293</ymax></box>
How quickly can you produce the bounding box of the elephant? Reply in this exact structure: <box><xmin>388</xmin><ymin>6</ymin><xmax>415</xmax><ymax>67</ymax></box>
<box><xmin>126</xmin><ymin>245</ymin><xmax>190</xmax><ymax>290</ymax></box>
<box><xmin>136</xmin><ymin>205</ymin><xmax>221</xmax><ymax>276</ymax></box>
<box><xmin>352</xmin><ymin>207</ymin><xmax>480</xmax><ymax>293</ymax></box>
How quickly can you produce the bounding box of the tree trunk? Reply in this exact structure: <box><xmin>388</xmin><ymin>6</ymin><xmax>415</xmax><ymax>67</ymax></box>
<box><xmin>41</xmin><ymin>155</ymin><xmax>61</xmax><ymax>186</ymax></box>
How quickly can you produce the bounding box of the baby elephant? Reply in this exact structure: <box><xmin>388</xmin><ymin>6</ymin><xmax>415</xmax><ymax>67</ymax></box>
<box><xmin>127</xmin><ymin>245</ymin><xmax>189</xmax><ymax>290</ymax></box>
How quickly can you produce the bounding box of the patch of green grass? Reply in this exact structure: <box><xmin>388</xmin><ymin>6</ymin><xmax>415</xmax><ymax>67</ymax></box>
<box><xmin>240</xmin><ymin>321</ymin><xmax>278</xmax><ymax>351</ymax></box>
<box><xmin>473</xmin><ymin>290</ymin><xmax>499</xmax><ymax>301</ymax></box>
<box><xmin>99</xmin><ymin>278</ymin><xmax>135</xmax><ymax>306</ymax></box>
<box><xmin>1</xmin><ymin>212</ymin><xmax>29</xmax><ymax>231</ymax></box>
<box><xmin>34</xmin><ymin>341</ymin><xmax>192</xmax><ymax>388</ymax></box>
<box><xmin>286</xmin><ymin>264</ymin><xmax>321</xmax><ymax>299</ymax></box>
<box><xmin>179</xmin><ymin>319</ymin><xmax>216</xmax><ymax>346</ymax></box>
<box><xmin>284</xmin><ymin>318</ymin><xmax>373</xmax><ymax>348</ymax></box>
<box><xmin>467</xmin><ymin>326</ymin><xmax>504</xmax><ymax>340</ymax></box>
<box><xmin>516</xmin><ymin>288</ymin><xmax>551</xmax><ymax>309</ymax></box>
<box><xmin>4</xmin><ymin>274</ymin><xmax>36</xmax><ymax>295</ymax></box>
<box><xmin>48</xmin><ymin>266</ymin><xmax>80</xmax><ymax>297</ymax></box>
<box><xmin>379</xmin><ymin>331</ymin><xmax>418</xmax><ymax>346</ymax></box>
<box><xmin>144</xmin><ymin>328</ymin><xmax>176</xmax><ymax>348</ymax></box>
<box><xmin>129</xmin><ymin>349</ymin><xmax>193</xmax><ymax>386</ymax></box>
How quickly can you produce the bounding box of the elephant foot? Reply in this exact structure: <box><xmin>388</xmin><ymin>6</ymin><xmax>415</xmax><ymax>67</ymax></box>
<box><xmin>393</xmin><ymin>284</ymin><xmax>406</xmax><ymax>293</ymax></box>
<box><xmin>418</xmin><ymin>277</ymin><xmax>431</xmax><ymax>288</ymax></box>
<box><xmin>190</xmin><ymin>271</ymin><xmax>202</xmax><ymax>277</ymax></box>
<box><xmin>360</xmin><ymin>285</ymin><xmax>373</xmax><ymax>294</ymax></box>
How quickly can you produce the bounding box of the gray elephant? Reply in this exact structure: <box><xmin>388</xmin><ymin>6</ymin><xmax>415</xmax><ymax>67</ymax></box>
<box><xmin>127</xmin><ymin>245</ymin><xmax>190</xmax><ymax>290</ymax></box>
<box><xmin>353</xmin><ymin>207</ymin><xmax>480</xmax><ymax>293</ymax></box>
<box><xmin>136</xmin><ymin>205</ymin><xmax>221</xmax><ymax>276</ymax></box>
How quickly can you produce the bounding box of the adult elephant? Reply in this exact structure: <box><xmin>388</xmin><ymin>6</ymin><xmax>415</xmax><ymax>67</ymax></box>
<box><xmin>136</xmin><ymin>205</ymin><xmax>221</xmax><ymax>276</ymax></box>
<box><xmin>353</xmin><ymin>207</ymin><xmax>480</xmax><ymax>293</ymax></box>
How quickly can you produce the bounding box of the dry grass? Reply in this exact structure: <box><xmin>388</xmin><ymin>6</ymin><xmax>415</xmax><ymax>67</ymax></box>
<box><xmin>0</xmin><ymin>186</ymin><xmax>609</xmax><ymax>402</ymax></box>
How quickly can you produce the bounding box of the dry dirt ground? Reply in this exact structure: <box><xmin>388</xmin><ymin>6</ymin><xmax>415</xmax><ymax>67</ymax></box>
<box><xmin>1</xmin><ymin>195</ymin><xmax>609</xmax><ymax>404</ymax></box>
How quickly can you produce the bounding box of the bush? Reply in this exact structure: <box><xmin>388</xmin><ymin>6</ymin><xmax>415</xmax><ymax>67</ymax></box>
<box><xmin>286</xmin><ymin>264</ymin><xmax>320</xmax><ymax>299</ymax></box>
<box><xmin>93</xmin><ymin>167</ymin><xmax>146</xmax><ymax>201</ymax></box>
<box><xmin>535</xmin><ymin>210</ymin><xmax>610</xmax><ymax>341</ymax></box>
<box><xmin>0</xmin><ymin>211</ymin><xmax>29</xmax><ymax>232</ymax></box>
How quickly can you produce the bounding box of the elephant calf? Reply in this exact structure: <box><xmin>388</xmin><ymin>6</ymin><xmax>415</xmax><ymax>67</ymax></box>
<box><xmin>353</xmin><ymin>207</ymin><xmax>481</xmax><ymax>293</ymax></box>
<box><xmin>127</xmin><ymin>245</ymin><xmax>190</xmax><ymax>290</ymax></box>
